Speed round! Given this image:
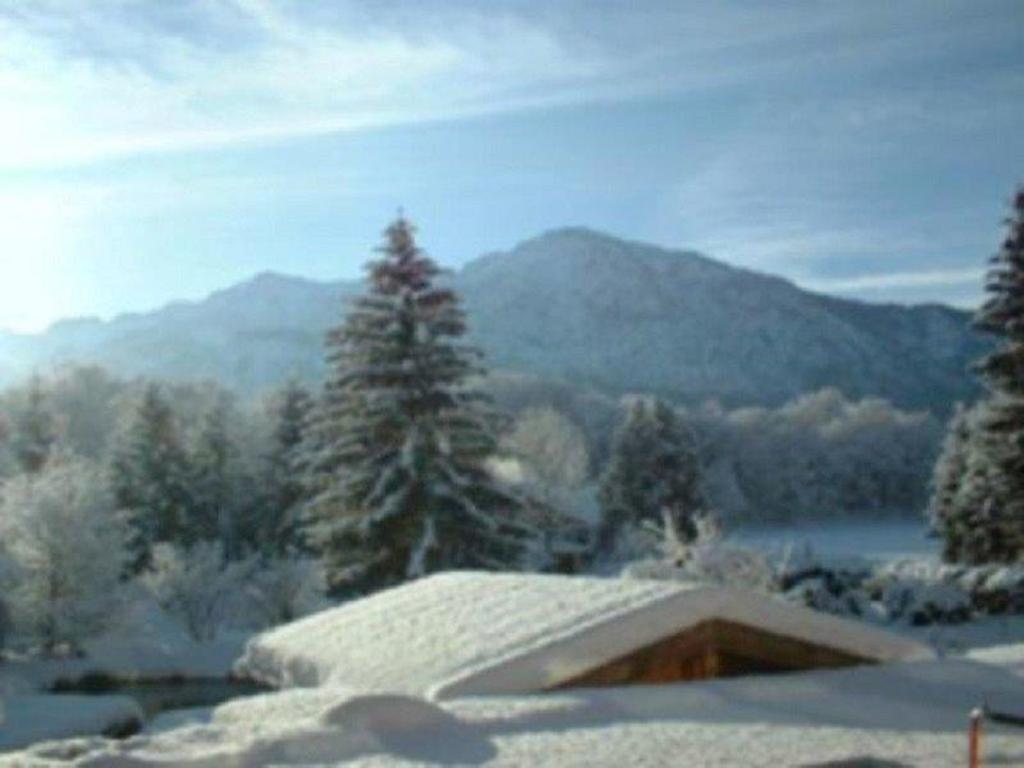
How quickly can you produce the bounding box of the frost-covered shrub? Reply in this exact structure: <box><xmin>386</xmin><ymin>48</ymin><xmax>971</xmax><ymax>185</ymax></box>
<box><xmin>943</xmin><ymin>564</ymin><xmax>1024</xmax><ymax>615</ymax></box>
<box><xmin>878</xmin><ymin>579</ymin><xmax>971</xmax><ymax>626</ymax></box>
<box><xmin>142</xmin><ymin>542</ymin><xmax>255</xmax><ymax>642</ymax></box>
<box><xmin>506</xmin><ymin>406</ymin><xmax>590</xmax><ymax>508</ymax></box>
<box><xmin>778</xmin><ymin>554</ymin><xmax>974</xmax><ymax>626</ymax></box>
<box><xmin>866</xmin><ymin>560</ymin><xmax>989</xmax><ymax>623</ymax></box>
<box><xmin>974</xmin><ymin>567</ymin><xmax>1024</xmax><ymax>613</ymax></box>
<box><xmin>676</xmin><ymin>517</ymin><xmax>775</xmax><ymax>592</ymax></box>
<box><xmin>0</xmin><ymin>458</ymin><xmax>128</xmax><ymax>654</ymax></box>
<box><xmin>603</xmin><ymin>521</ymin><xmax>665</xmax><ymax>569</ymax></box>
<box><xmin>784</xmin><ymin>577</ymin><xmax>877</xmax><ymax>620</ymax></box>
<box><xmin>621</xmin><ymin>513</ymin><xmax>774</xmax><ymax>592</ymax></box>
<box><xmin>775</xmin><ymin>546</ymin><xmax>874</xmax><ymax>619</ymax></box>
<box><xmin>774</xmin><ymin>546</ymin><xmax>873</xmax><ymax>597</ymax></box>
<box><xmin>247</xmin><ymin>554</ymin><xmax>328</xmax><ymax>626</ymax></box>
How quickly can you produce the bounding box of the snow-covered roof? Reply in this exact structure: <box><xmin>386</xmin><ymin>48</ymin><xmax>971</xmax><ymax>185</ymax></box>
<box><xmin>237</xmin><ymin>572</ymin><xmax>932</xmax><ymax>699</ymax></box>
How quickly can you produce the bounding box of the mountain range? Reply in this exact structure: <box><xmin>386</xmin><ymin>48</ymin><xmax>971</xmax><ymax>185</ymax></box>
<box><xmin>0</xmin><ymin>228</ymin><xmax>990</xmax><ymax>412</ymax></box>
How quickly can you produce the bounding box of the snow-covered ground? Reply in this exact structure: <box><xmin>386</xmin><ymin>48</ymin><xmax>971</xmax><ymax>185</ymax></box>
<box><xmin>2</xmin><ymin>597</ymin><xmax>249</xmax><ymax>691</ymax></box>
<box><xmin>0</xmin><ymin>599</ymin><xmax>248</xmax><ymax>753</ymax></box>
<box><xmin>7</xmin><ymin>653</ymin><xmax>1024</xmax><ymax>766</ymax></box>
<box><xmin>0</xmin><ymin>695</ymin><xmax>143</xmax><ymax>754</ymax></box>
<box><xmin>6</xmin><ymin>571</ymin><xmax>1024</xmax><ymax>766</ymax></box>
<box><xmin>907</xmin><ymin>615</ymin><xmax>1024</xmax><ymax>656</ymax></box>
<box><xmin>5</xmin><ymin>540</ymin><xmax>1024</xmax><ymax>764</ymax></box>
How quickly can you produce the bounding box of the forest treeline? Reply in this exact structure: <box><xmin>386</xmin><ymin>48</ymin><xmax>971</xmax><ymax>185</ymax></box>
<box><xmin>0</xmin><ymin>365</ymin><xmax>941</xmax><ymax>549</ymax></box>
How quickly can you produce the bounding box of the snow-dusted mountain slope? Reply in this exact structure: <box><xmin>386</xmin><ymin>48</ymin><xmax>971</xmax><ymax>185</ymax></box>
<box><xmin>0</xmin><ymin>228</ymin><xmax>989</xmax><ymax>409</ymax></box>
<box><xmin>460</xmin><ymin>228</ymin><xmax>987</xmax><ymax>410</ymax></box>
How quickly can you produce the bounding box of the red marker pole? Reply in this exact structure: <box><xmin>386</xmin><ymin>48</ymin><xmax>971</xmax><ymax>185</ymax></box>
<box><xmin>969</xmin><ymin>707</ymin><xmax>984</xmax><ymax>768</ymax></box>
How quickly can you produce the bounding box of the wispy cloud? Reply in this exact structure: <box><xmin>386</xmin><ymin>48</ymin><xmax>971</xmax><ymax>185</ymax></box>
<box><xmin>800</xmin><ymin>267</ymin><xmax>985</xmax><ymax>293</ymax></box>
<box><xmin>2</xmin><ymin>0</ymin><xmax>1017</xmax><ymax>169</ymax></box>
<box><xmin>0</xmin><ymin>1</ymin><xmax>604</xmax><ymax>167</ymax></box>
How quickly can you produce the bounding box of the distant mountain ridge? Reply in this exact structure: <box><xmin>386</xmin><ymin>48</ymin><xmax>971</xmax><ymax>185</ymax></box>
<box><xmin>0</xmin><ymin>228</ymin><xmax>989</xmax><ymax>411</ymax></box>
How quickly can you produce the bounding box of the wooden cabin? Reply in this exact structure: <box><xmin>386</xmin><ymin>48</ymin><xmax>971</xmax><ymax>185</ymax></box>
<box><xmin>554</xmin><ymin>618</ymin><xmax>868</xmax><ymax>689</ymax></box>
<box><xmin>239</xmin><ymin>572</ymin><xmax>933</xmax><ymax>700</ymax></box>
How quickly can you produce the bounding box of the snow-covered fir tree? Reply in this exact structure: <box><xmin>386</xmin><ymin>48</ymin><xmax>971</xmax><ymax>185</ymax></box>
<box><xmin>928</xmin><ymin>403</ymin><xmax>973</xmax><ymax>560</ymax></box>
<box><xmin>934</xmin><ymin>187</ymin><xmax>1024</xmax><ymax>563</ymax></box>
<box><xmin>260</xmin><ymin>380</ymin><xmax>314</xmax><ymax>554</ymax></box>
<box><xmin>977</xmin><ymin>187</ymin><xmax>1024</xmax><ymax>398</ymax></box>
<box><xmin>11</xmin><ymin>375</ymin><xmax>58</xmax><ymax>474</ymax></box>
<box><xmin>188</xmin><ymin>396</ymin><xmax>240</xmax><ymax>553</ymax></box>
<box><xmin>597</xmin><ymin>395</ymin><xmax>705</xmax><ymax>555</ymax></box>
<box><xmin>304</xmin><ymin>216</ymin><xmax>532</xmax><ymax>593</ymax></box>
<box><xmin>952</xmin><ymin>398</ymin><xmax>1024</xmax><ymax>563</ymax></box>
<box><xmin>109</xmin><ymin>383</ymin><xmax>195</xmax><ymax>571</ymax></box>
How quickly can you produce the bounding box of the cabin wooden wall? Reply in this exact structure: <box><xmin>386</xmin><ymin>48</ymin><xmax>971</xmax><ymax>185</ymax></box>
<box><xmin>552</xmin><ymin>619</ymin><xmax>868</xmax><ymax>690</ymax></box>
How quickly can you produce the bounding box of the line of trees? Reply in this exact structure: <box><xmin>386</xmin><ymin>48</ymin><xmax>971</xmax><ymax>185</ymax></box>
<box><xmin>0</xmin><ymin>369</ymin><xmax>325</xmax><ymax>654</ymax></box>
<box><xmin>494</xmin><ymin>377</ymin><xmax>942</xmax><ymax>525</ymax></box>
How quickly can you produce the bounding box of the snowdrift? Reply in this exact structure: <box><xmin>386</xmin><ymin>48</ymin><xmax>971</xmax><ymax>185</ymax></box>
<box><xmin>9</xmin><ymin>654</ymin><xmax>1024</xmax><ymax>767</ymax></box>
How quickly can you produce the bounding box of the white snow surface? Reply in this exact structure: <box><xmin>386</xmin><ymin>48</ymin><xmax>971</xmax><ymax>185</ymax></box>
<box><xmin>237</xmin><ymin>572</ymin><xmax>931</xmax><ymax>699</ymax></box>
<box><xmin>0</xmin><ymin>598</ymin><xmax>247</xmax><ymax>756</ymax></box>
<box><xmin>1</xmin><ymin>598</ymin><xmax>247</xmax><ymax>695</ymax></box>
<box><xmin>8</xmin><ymin>653</ymin><xmax>1024</xmax><ymax>767</ymax></box>
<box><xmin>0</xmin><ymin>695</ymin><xmax>142</xmax><ymax>753</ymax></box>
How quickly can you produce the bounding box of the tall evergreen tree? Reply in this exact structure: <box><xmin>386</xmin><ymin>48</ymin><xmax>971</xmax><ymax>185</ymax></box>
<box><xmin>188</xmin><ymin>397</ymin><xmax>238</xmax><ymax>552</ymax></box>
<box><xmin>260</xmin><ymin>380</ymin><xmax>314</xmax><ymax>554</ymax></box>
<box><xmin>932</xmin><ymin>186</ymin><xmax>1024</xmax><ymax>563</ymax></box>
<box><xmin>966</xmin><ymin>188</ymin><xmax>1024</xmax><ymax>562</ymax></box>
<box><xmin>955</xmin><ymin>400</ymin><xmax>1024</xmax><ymax>563</ymax></box>
<box><xmin>11</xmin><ymin>375</ymin><xmax>57</xmax><ymax>474</ymax></box>
<box><xmin>597</xmin><ymin>396</ymin><xmax>705</xmax><ymax>554</ymax></box>
<box><xmin>305</xmin><ymin>216</ymin><xmax>531</xmax><ymax>593</ymax></box>
<box><xmin>977</xmin><ymin>187</ymin><xmax>1024</xmax><ymax>397</ymax></box>
<box><xmin>928</xmin><ymin>403</ymin><xmax>972</xmax><ymax>560</ymax></box>
<box><xmin>109</xmin><ymin>383</ymin><xmax>195</xmax><ymax>571</ymax></box>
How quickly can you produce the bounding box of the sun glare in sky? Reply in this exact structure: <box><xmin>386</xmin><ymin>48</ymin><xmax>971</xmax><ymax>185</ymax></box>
<box><xmin>0</xmin><ymin>194</ymin><xmax>77</xmax><ymax>333</ymax></box>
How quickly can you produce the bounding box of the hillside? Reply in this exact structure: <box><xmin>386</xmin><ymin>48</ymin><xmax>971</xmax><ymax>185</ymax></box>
<box><xmin>0</xmin><ymin>228</ymin><xmax>989</xmax><ymax>410</ymax></box>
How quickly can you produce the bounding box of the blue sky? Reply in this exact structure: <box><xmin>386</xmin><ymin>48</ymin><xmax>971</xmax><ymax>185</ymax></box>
<box><xmin>0</xmin><ymin>0</ymin><xmax>1021</xmax><ymax>332</ymax></box>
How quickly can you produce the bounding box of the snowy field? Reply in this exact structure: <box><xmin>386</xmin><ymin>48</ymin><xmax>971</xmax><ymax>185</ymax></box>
<box><xmin>0</xmin><ymin>601</ymin><xmax>248</xmax><ymax>753</ymax></box>
<box><xmin>7</xmin><ymin>654</ymin><xmax>1024</xmax><ymax>766</ymax></box>
<box><xmin>2</xmin><ymin>529</ymin><xmax>1022</xmax><ymax>765</ymax></box>
<box><xmin>731</xmin><ymin>518</ymin><xmax>938</xmax><ymax>561</ymax></box>
<box><xmin>4</xmin><ymin>572</ymin><xmax>1024</xmax><ymax>766</ymax></box>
